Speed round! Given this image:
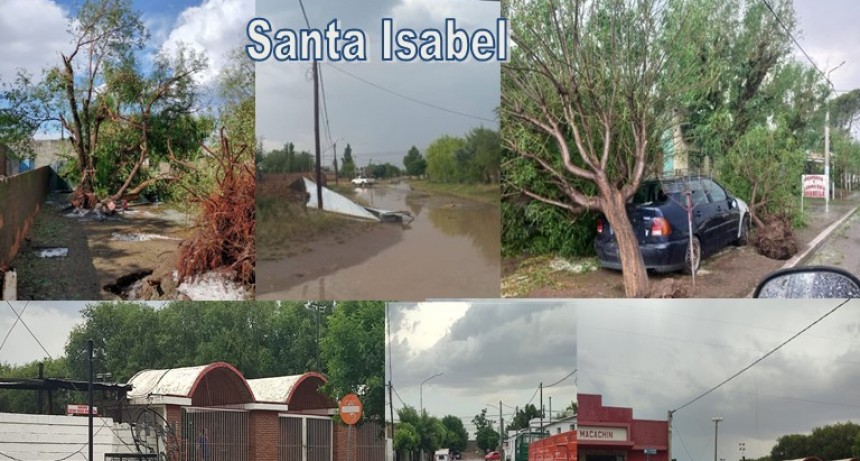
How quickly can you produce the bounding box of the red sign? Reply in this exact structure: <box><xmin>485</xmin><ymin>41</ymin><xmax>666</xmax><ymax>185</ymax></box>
<box><xmin>66</xmin><ymin>404</ymin><xmax>98</xmax><ymax>416</ymax></box>
<box><xmin>338</xmin><ymin>393</ymin><xmax>363</xmax><ymax>425</ymax></box>
<box><xmin>803</xmin><ymin>175</ymin><xmax>826</xmax><ymax>198</ymax></box>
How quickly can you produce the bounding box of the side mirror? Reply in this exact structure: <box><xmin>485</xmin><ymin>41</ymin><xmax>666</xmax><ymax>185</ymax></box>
<box><xmin>754</xmin><ymin>266</ymin><xmax>860</xmax><ymax>298</ymax></box>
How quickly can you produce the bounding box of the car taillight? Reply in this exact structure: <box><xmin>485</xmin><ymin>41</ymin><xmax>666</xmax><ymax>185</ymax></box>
<box><xmin>597</xmin><ymin>220</ymin><xmax>604</xmax><ymax>234</ymax></box>
<box><xmin>651</xmin><ymin>217</ymin><xmax>671</xmax><ymax>237</ymax></box>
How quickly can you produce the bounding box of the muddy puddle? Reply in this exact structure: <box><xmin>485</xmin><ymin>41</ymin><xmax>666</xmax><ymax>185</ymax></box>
<box><xmin>256</xmin><ymin>182</ymin><xmax>500</xmax><ymax>300</ymax></box>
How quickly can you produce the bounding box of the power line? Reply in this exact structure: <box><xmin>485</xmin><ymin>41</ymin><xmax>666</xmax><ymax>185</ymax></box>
<box><xmin>4</xmin><ymin>301</ymin><xmax>52</xmax><ymax>360</ymax></box>
<box><xmin>759</xmin><ymin>0</ymin><xmax>828</xmax><ymax>84</ymax></box>
<box><xmin>544</xmin><ymin>369</ymin><xmax>576</xmax><ymax>388</ymax></box>
<box><xmin>671</xmin><ymin>299</ymin><xmax>852</xmax><ymax>413</ymax></box>
<box><xmin>0</xmin><ymin>301</ymin><xmax>28</xmax><ymax>354</ymax></box>
<box><xmin>324</xmin><ymin>63</ymin><xmax>497</xmax><ymax>123</ymax></box>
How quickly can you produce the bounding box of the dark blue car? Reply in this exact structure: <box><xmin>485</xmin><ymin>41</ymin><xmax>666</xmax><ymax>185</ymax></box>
<box><xmin>594</xmin><ymin>176</ymin><xmax>750</xmax><ymax>274</ymax></box>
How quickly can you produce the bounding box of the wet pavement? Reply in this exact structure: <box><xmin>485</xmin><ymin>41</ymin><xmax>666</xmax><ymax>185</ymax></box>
<box><xmin>256</xmin><ymin>182</ymin><xmax>501</xmax><ymax>300</ymax></box>
<box><xmin>806</xmin><ymin>210</ymin><xmax>860</xmax><ymax>275</ymax></box>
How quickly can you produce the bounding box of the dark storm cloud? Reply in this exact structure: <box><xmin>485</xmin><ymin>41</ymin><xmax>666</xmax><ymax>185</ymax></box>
<box><xmin>388</xmin><ymin>301</ymin><xmax>577</xmax><ymax>394</ymax></box>
<box><xmin>254</xmin><ymin>0</ymin><xmax>501</xmax><ymax>161</ymax></box>
<box><xmin>578</xmin><ymin>300</ymin><xmax>860</xmax><ymax>461</ymax></box>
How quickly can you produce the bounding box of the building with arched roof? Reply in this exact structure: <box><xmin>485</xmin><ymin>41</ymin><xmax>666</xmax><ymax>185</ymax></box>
<box><xmin>124</xmin><ymin>362</ymin><xmax>383</xmax><ymax>461</ymax></box>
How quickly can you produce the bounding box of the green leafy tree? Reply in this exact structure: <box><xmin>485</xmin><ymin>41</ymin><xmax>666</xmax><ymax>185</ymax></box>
<box><xmin>394</xmin><ymin>421</ymin><xmax>421</xmax><ymax>456</ymax></box>
<box><xmin>473</xmin><ymin>409</ymin><xmax>500</xmax><ymax>453</ymax></box>
<box><xmin>464</xmin><ymin>127</ymin><xmax>501</xmax><ymax>183</ymax></box>
<box><xmin>502</xmin><ymin>0</ymin><xmax>685</xmax><ymax>296</ymax></box>
<box><xmin>507</xmin><ymin>403</ymin><xmax>542</xmax><ymax>431</ymax></box>
<box><xmin>403</xmin><ymin>145</ymin><xmax>427</xmax><ymax>177</ymax></box>
<box><xmin>1</xmin><ymin>0</ymin><xmax>210</xmax><ymax>207</ymax></box>
<box><xmin>425</xmin><ymin>135</ymin><xmax>465</xmax><ymax>183</ymax></box>
<box><xmin>441</xmin><ymin>415</ymin><xmax>469</xmax><ymax>452</ymax></box>
<box><xmin>557</xmin><ymin>401</ymin><xmax>577</xmax><ymax>418</ymax></box>
<box><xmin>320</xmin><ymin>301</ymin><xmax>385</xmax><ymax>424</ymax></box>
<box><xmin>341</xmin><ymin>143</ymin><xmax>356</xmax><ymax>178</ymax></box>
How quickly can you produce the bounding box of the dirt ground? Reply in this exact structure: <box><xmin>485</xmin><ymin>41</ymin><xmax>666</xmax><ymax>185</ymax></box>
<box><xmin>11</xmin><ymin>194</ymin><xmax>194</xmax><ymax>300</ymax></box>
<box><xmin>256</xmin><ymin>180</ymin><xmax>500</xmax><ymax>300</ymax></box>
<box><xmin>502</xmin><ymin>197</ymin><xmax>859</xmax><ymax>298</ymax></box>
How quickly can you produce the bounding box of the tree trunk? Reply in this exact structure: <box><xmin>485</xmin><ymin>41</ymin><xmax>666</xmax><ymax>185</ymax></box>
<box><xmin>601</xmin><ymin>188</ymin><xmax>649</xmax><ymax>297</ymax></box>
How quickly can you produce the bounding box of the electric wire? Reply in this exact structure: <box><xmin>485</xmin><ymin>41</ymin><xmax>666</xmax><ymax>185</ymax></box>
<box><xmin>759</xmin><ymin>0</ymin><xmax>829</xmax><ymax>85</ymax></box>
<box><xmin>672</xmin><ymin>298</ymin><xmax>852</xmax><ymax>413</ymax></box>
<box><xmin>4</xmin><ymin>301</ymin><xmax>52</xmax><ymax>359</ymax></box>
<box><xmin>325</xmin><ymin>63</ymin><xmax>497</xmax><ymax>123</ymax></box>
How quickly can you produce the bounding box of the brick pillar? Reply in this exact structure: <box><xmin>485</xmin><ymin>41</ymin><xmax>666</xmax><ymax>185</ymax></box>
<box><xmin>334</xmin><ymin>423</ymin><xmax>359</xmax><ymax>461</ymax></box>
<box><xmin>165</xmin><ymin>405</ymin><xmax>185</xmax><ymax>460</ymax></box>
<box><xmin>250</xmin><ymin>411</ymin><xmax>279</xmax><ymax>461</ymax></box>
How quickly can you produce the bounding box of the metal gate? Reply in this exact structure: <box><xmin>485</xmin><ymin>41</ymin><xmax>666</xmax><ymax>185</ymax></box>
<box><xmin>355</xmin><ymin>422</ymin><xmax>385</xmax><ymax>461</ymax></box>
<box><xmin>181</xmin><ymin>407</ymin><xmax>249</xmax><ymax>461</ymax></box>
<box><xmin>279</xmin><ymin>415</ymin><xmax>333</xmax><ymax>461</ymax></box>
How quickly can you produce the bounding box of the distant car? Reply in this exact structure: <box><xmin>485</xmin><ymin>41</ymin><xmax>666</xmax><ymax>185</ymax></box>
<box><xmin>484</xmin><ymin>451</ymin><xmax>501</xmax><ymax>460</ymax></box>
<box><xmin>351</xmin><ymin>175</ymin><xmax>376</xmax><ymax>187</ymax></box>
<box><xmin>594</xmin><ymin>176</ymin><xmax>750</xmax><ymax>274</ymax></box>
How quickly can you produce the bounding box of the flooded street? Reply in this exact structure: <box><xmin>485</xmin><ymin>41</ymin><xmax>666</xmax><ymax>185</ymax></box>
<box><xmin>256</xmin><ymin>182</ymin><xmax>500</xmax><ymax>300</ymax></box>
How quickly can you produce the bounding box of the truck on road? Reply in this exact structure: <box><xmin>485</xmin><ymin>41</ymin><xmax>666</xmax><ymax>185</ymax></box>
<box><xmin>351</xmin><ymin>175</ymin><xmax>376</xmax><ymax>187</ymax></box>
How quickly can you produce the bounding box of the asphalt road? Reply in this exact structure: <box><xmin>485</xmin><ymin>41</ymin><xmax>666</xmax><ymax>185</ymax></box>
<box><xmin>806</xmin><ymin>210</ymin><xmax>860</xmax><ymax>276</ymax></box>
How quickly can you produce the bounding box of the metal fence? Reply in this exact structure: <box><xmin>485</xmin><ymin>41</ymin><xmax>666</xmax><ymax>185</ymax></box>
<box><xmin>355</xmin><ymin>422</ymin><xmax>386</xmax><ymax>461</ymax></box>
<box><xmin>181</xmin><ymin>407</ymin><xmax>250</xmax><ymax>461</ymax></box>
<box><xmin>279</xmin><ymin>415</ymin><xmax>332</xmax><ymax>461</ymax></box>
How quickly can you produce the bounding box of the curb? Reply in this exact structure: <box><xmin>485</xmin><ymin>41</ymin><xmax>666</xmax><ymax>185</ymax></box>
<box><xmin>781</xmin><ymin>205</ymin><xmax>858</xmax><ymax>270</ymax></box>
<box><xmin>745</xmin><ymin>205</ymin><xmax>858</xmax><ymax>297</ymax></box>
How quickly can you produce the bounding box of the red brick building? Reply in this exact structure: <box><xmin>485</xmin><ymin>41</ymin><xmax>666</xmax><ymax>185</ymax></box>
<box><xmin>125</xmin><ymin>362</ymin><xmax>383</xmax><ymax>461</ymax></box>
<box><xmin>577</xmin><ymin>394</ymin><xmax>669</xmax><ymax>461</ymax></box>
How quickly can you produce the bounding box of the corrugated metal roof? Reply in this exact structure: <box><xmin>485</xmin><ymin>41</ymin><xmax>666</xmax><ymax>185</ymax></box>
<box><xmin>303</xmin><ymin>178</ymin><xmax>379</xmax><ymax>221</ymax></box>
<box><xmin>247</xmin><ymin>375</ymin><xmax>303</xmax><ymax>403</ymax></box>
<box><xmin>127</xmin><ymin>365</ymin><xmax>210</xmax><ymax>398</ymax></box>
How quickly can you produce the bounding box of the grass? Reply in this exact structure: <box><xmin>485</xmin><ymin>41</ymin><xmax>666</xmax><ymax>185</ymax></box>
<box><xmin>408</xmin><ymin>180</ymin><xmax>499</xmax><ymax>205</ymax></box>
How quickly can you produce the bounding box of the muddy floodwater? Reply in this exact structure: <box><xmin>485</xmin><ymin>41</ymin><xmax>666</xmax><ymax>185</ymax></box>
<box><xmin>256</xmin><ymin>182</ymin><xmax>501</xmax><ymax>300</ymax></box>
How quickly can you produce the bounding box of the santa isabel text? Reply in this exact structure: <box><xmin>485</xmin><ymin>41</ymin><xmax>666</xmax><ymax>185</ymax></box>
<box><xmin>246</xmin><ymin>18</ymin><xmax>509</xmax><ymax>62</ymax></box>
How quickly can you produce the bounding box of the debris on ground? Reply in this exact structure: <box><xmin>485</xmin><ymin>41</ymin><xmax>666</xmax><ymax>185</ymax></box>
<box><xmin>103</xmin><ymin>270</ymin><xmax>154</xmax><ymax>299</ymax></box>
<box><xmin>176</xmin><ymin>128</ymin><xmax>255</xmax><ymax>289</ymax></box>
<box><xmin>648</xmin><ymin>278</ymin><xmax>690</xmax><ymax>298</ymax></box>
<box><xmin>176</xmin><ymin>270</ymin><xmax>251</xmax><ymax>301</ymax></box>
<box><xmin>110</xmin><ymin>232</ymin><xmax>180</xmax><ymax>242</ymax></box>
<box><xmin>548</xmin><ymin>257</ymin><xmax>599</xmax><ymax>274</ymax></box>
<box><xmin>36</xmin><ymin>248</ymin><xmax>69</xmax><ymax>258</ymax></box>
<box><xmin>752</xmin><ymin>214</ymin><xmax>799</xmax><ymax>260</ymax></box>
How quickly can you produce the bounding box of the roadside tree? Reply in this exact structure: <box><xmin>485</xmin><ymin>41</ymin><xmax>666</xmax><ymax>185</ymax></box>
<box><xmin>502</xmin><ymin>0</ymin><xmax>682</xmax><ymax>296</ymax></box>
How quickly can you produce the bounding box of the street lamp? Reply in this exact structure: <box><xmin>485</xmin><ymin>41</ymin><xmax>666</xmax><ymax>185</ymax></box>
<box><xmin>712</xmin><ymin>417</ymin><xmax>723</xmax><ymax>461</ymax></box>
<box><xmin>420</xmin><ymin>372</ymin><xmax>443</xmax><ymax>414</ymax></box>
<box><xmin>825</xmin><ymin>60</ymin><xmax>846</xmax><ymax>212</ymax></box>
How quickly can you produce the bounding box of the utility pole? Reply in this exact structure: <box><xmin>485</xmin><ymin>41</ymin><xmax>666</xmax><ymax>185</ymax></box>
<box><xmin>333</xmin><ymin>141</ymin><xmax>339</xmax><ymax>185</ymax></box>
<box><xmin>389</xmin><ymin>381</ymin><xmax>396</xmax><ymax>461</ymax></box>
<box><xmin>499</xmin><ymin>401</ymin><xmax>504</xmax><ymax>457</ymax></box>
<box><xmin>825</xmin><ymin>61</ymin><xmax>846</xmax><ymax>212</ymax></box>
<box><xmin>667</xmin><ymin>411</ymin><xmax>674</xmax><ymax>461</ymax></box>
<box><xmin>712</xmin><ymin>417</ymin><xmax>723</xmax><ymax>461</ymax></box>
<box><xmin>539</xmin><ymin>382</ymin><xmax>543</xmax><ymax>435</ymax></box>
<box><xmin>549</xmin><ymin>397</ymin><xmax>552</xmax><ymax>427</ymax></box>
<box><xmin>88</xmin><ymin>340</ymin><xmax>94</xmax><ymax>461</ymax></box>
<box><xmin>313</xmin><ymin>61</ymin><xmax>323</xmax><ymax>209</ymax></box>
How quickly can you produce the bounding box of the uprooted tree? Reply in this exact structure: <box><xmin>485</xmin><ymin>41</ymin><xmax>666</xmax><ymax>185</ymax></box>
<box><xmin>0</xmin><ymin>0</ymin><xmax>209</xmax><ymax>209</ymax></box>
<box><xmin>502</xmin><ymin>0</ymin><xmax>685</xmax><ymax>297</ymax></box>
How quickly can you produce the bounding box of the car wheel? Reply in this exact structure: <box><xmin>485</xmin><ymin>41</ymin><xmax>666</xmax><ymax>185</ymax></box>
<box><xmin>736</xmin><ymin>214</ymin><xmax>750</xmax><ymax>247</ymax></box>
<box><xmin>683</xmin><ymin>235</ymin><xmax>701</xmax><ymax>275</ymax></box>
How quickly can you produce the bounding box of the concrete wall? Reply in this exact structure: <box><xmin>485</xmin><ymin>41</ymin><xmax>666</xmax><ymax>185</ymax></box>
<box><xmin>0</xmin><ymin>412</ymin><xmax>135</xmax><ymax>461</ymax></box>
<box><xmin>0</xmin><ymin>166</ymin><xmax>51</xmax><ymax>270</ymax></box>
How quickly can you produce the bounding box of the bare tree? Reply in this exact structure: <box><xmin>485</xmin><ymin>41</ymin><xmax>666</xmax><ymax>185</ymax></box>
<box><xmin>502</xmin><ymin>0</ymin><xmax>682</xmax><ymax>296</ymax></box>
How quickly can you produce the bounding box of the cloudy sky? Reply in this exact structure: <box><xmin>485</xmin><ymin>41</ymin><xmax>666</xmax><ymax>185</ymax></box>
<box><xmin>0</xmin><ymin>0</ymin><xmax>253</xmax><ymax>137</ymax></box>
<box><xmin>578</xmin><ymin>299</ymin><xmax>860</xmax><ymax>461</ymax></box>
<box><xmin>0</xmin><ymin>301</ymin><xmax>93</xmax><ymax>366</ymax></box>
<box><xmin>255</xmin><ymin>0</ymin><xmax>501</xmax><ymax>167</ymax></box>
<box><xmin>386</xmin><ymin>301</ymin><xmax>577</xmax><ymax>436</ymax></box>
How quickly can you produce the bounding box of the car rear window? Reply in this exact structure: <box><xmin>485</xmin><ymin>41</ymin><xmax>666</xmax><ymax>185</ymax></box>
<box><xmin>631</xmin><ymin>181</ymin><xmax>672</xmax><ymax>205</ymax></box>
